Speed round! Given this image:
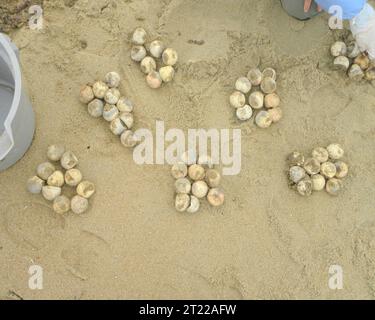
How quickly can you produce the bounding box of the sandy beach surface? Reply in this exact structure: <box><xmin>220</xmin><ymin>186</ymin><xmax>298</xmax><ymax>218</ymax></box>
<box><xmin>1</xmin><ymin>0</ymin><xmax>375</xmax><ymax>300</ymax></box>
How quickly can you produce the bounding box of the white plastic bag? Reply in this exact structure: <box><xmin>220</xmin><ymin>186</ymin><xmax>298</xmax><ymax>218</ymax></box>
<box><xmin>350</xmin><ymin>3</ymin><xmax>375</xmax><ymax>60</ymax></box>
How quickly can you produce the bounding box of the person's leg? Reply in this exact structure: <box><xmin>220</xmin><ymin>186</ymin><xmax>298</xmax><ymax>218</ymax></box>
<box><xmin>280</xmin><ymin>0</ymin><xmax>321</xmax><ymax>21</ymax></box>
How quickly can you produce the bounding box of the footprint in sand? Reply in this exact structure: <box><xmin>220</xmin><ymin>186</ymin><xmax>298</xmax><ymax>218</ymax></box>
<box><xmin>0</xmin><ymin>201</ymin><xmax>65</xmax><ymax>250</ymax></box>
<box><xmin>61</xmin><ymin>230</ymin><xmax>112</xmax><ymax>280</ymax></box>
<box><xmin>311</xmin><ymin>84</ymin><xmax>351</xmax><ymax>119</ymax></box>
<box><xmin>352</xmin><ymin>223</ymin><xmax>375</xmax><ymax>293</ymax></box>
<box><xmin>157</xmin><ymin>265</ymin><xmax>245</xmax><ymax>299</ymax></box>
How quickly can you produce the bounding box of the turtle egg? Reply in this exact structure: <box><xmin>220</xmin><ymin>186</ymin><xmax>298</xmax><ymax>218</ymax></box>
<box><xmin>288</xmin><ymin>151</ymin><xmax>305</xmax><ymax>166</ymax></box>
<box><xmin>92</xmin><ymin>81</ymin><xmax>108</xmax><ymax>99</ymax></box>
<box><xmin>104</xmin><ymin>88</ymin><xmax>121</xmax><ymax>105</ymax></box>
<box><xmin>187</xmin><ymin>195</ymin><xmax>200</xmax><ymax>213</ymax></box>
<box><xmin>180</xmin><ymin>150</ymin><xmax>197</xmax><ymax>166</ymax></box>
<box><xmin>297</xmin><ymin>178</ymin><xmax>313</xmax><ymax>197</ymax></box>
<box><xmin>175</xmin><ymin>193</ymin><xmax>190</xmax><ymax>212</ymax></box>
<box><xmin>188</xmin><ymin>164</ymin><xmax>206</xmax><ymax>181</ymax></box>
<box><xmin>104</xmin><ymin>71</ymin><xmax>121</xmax><ymax>88</ymax></box>
<box><xmin>247</xmin><ymin>68</ymin><xmax>262</xmax><ymax>86</ymax></box>
<box><xmin>171</xmin><ymin>163</ymin><xmax>188</xmax><ymax>179</ymax></box>
<box><xmin>47</xmin><ymin>144</ymin><xmax>65</xmax><ymax>162</ymax></box>
<box><xmin>260</xmin><ymin>77</ymin><xmax>277</xmax><ymax>94</ymax></box>
<box><xmin>197</xmin><ymin>155</ymin><xmax>214</xmax><ymax>169</ymax></box>
<box><xmin>103</xmin><ymin>104</ymin><xmax>119</xmax><ymax>122</ymax></box>
<box><xmin>235</xmin><ymin>77</ymin><xmax>252</xmax><ymax>94</ymax></box>
<box><xmin>326</xmin><ymin>178</ymin><xmax>343</xmax><ymax>196</ymax></box>
<box><xmin>230</xmin><ymin>91</ymin><xmax>246</xmax><ymax>108</ymax></box>
<box><xmin>65</xmin><ymin>168</ymin><xmax>83</xmax><ymax>187</ymax></box>
<box><xmin>47</xmin><ymin>171</ymin><xmax>65</xmax><ymax>187</ymax></box>
<box><xmin>333</xmin><ymin>56</ymin><xmax>350</xmax><ymax>71</ymax></box>
<box><xmin>117</xmin><ymin>97</ymin><xmax>134</xmax><ymax>113</ymax></box>
<box><xmin>330</xmin><ymin>41</ymin><xmax>347</xmax><ymax>57</ymax></box>
<box><xmin>146</xmin><ymin>71</ymin><xmax>162</xmax><ymax>89</ymax></box>
<box><xmin>140</xmin><ymin>57</ymin><xmax>157</xmax><ymax>74</ymax></box>
<box><xmin>335</xmin><ymin>161</ymin><xmax>349</xmax><ymax>178</ymax></box>
<box><xmin>132</xmin><ymin>27</ymin><xmax>147</xmax><ymax>45</ymax></box>
<box><xmin>110</xmin><ymin>117</ymin><xmax>126</xmax><ymax>136</ymax></box>
<box><xmin>249</xmin><ymin>91</ymin><xmax>264</xmax><ymax>109</ymax></box>
<box><xmin>162</xmin><ymin>48</ymin><xmax>178</xmax><ymax>66</ymax></box>
<box><xmin>236</xmin><ymin>105</ymin><xmax>253</xmax><ymax>121</ymax></box>
<box><xmin>60</xmin><ymin>151</ymin><xmax>79</xmax><ymax>170</ymax></box>
<box><xmin>88</xmin><ymin>99</ymin><xmax>104</xmax><ymax>118</ymax></box>
<box><xmin>71</xmin><ymin>195</ymin><xmax>89</xmax><ymax>214</ymax></box>
<box><xmin>207</xmin><ymin>188</ymin><xmax>225</xmax><ymax>207</ymax></box>
<box><xmin>303</xmin><ymin>158</ymin><xmax>321</xmax><ymax>175</ymax></box>
<box><xmin>268</xmin><ymin>107</ymin><xmax>283</xmax><ymax>123</ymax></box>
<box><xmin>262</xmin><ymin>68</ymin><xmax>277</xmax><ymax>80</ymax></box>
<box><xmin>77</xmin><ymin>181</ymin><xmax>96</xmax><ymax>199</ymax></box>
<box><xmin>175</xmin><ymin>178</ymin><xmax>192</xmax><ymax>194</ymax></box>
<box><xmin>205</xmin><ymin>169</ymin><xmax>221</xmax><ymax>188</ymax></box>
<box><xmin>255</xmin><ymin>110</ymin><xmax>272</xmax><ymax>128</ymax></box>
<box><xmin>79</xmin><ymin>85</ymin><xmax>94</xmax><ymax>104</ymax></box>
<box><xmin>365</xmin><ymin>67</ymin><xmax>375</xmax><ymax>81</ymax></box>
<box><xmin>320</xmin><ymin>161</ymin><xmax>337</xmax><ymax>179</ymax></box>
<box><xmin>159</xmin><ymin>66</ymin><xmax>175</xmax><ymax>83</ymax></box>
<box><xmin>121</xmin><ymin>130</ymin><xmax>138</xmax><ymax>148</ymax></box>
<box><xmin>327</xmin><ymin>143</ymin><xmax>344</xmax><ymax>160</ymax></box>
<box><xmin>264</xmin><ymin>93</ymin><xmax>280</xmax><ymax>109</ymax></box>
<box><xmin>42</xmin><ymin>186</ymin><xmax>61</xmax><ymax>201</ymax></box>
<box><xmin>312</xmin><ymin>147</ymin><xmax>329</xmax><ymax>163</ymax></box>
<box><xmin>149</xmin><ymin>40</ymin><xmax>165</xmax><ymax>58</ymax></box>
<box><xmin>192</xmin><ymin>181</ymin><xmax>209</xmax><ymax>199</ymax></box>
<box><xmin>131</xmin><ymin>45</ymin><xmax>147</xmax><ymax>62</ymax></box>
<box><xmin>354</xmin><ymin>53</ymin><xmax>370</xmax><ymax>70</ymax></box>
<box><xmin>119</xmin><ymin>112</ymin><xmax>134</xmax><ymax>129</ymax></box>
<box><xmin>27</xmin><ymin>176</ymin><xmax>45</xmax><ymax>194</ymax></box>
<box><xmin>348</xmin><ymin>64</ymin><xmax>364</xmax><ymax>81</ymax></box>
<box><xmin>37</xmin><ymin>162</ymin><xmax>56</xmax><ymax>180</ymax></box>
<box><xmin>311</xmin><ymin>174</ymin><xmax>326</xmax><ymax>191</ymax></box>
<box><xmin>289</xmin><ymin>166</ymin><xmax>306</xmax><ymax>184</ymax></box>
<box><xmin>347</xmin><ymin>41</ymin><xmax>360</xmax><ymax>59</ymax></box>
<box><xmin>53</xmin><ymin>195</ymin><xmax>71</xmax><ymax>215</ymax></box>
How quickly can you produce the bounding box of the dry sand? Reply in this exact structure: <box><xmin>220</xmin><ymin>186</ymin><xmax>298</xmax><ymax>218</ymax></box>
<box><xmin>1</xmin><ymin>0</ymin><xmax>375</xmax><ymax>300</ymax></box>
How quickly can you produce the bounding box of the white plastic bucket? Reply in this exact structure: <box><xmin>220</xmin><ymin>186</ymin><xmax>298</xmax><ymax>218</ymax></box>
<box><xmin>0</xmin><ymin>33</ymin><xmax>35</xmax><ymax>171</ymax></box>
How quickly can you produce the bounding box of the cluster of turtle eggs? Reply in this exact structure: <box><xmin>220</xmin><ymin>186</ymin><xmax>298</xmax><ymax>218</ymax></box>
<box><xmin>130</xmin><ymin>27</ymin><xmax>178</xmax><ymax>89</ymax></box>
<box><xmin>331</xmin><ymin>41</ymin><xmax>375</xmax><ymax>81</ymax></box>
<box><xmin>27</xmin><ymin>145</ymin><xmax>96</xmax><ymax>215</ymax></box>
<box><xmin>230</xmin><ymin>67</ymin><xmax>282</xmax><ymax>128</ymax></box>
<box><xmin>171</xmin><ymin>157</ymin><xmax>224</xmax><ymax>213</ymax></box>
<box><xmin>79</xmin><ymin>72</ymin><xmax>138</xmax><ymax>148</ymax></box>
<box><xmin>287</xmin><ymin>143</ymin><xmax>349</xmax><ymax>197</ymax></box>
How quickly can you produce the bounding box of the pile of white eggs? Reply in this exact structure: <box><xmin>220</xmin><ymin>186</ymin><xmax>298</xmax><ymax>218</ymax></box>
<box><xmin>130</xmin><ymin>27</ymin><xmax>178</xmax><ymax>89</ymax></box>
<box><xmin>331</xmin><ymin>41</ymin><xmax>375</xmax><ymax>81</ymax></box>
<box><xmin>230</xmin><ymin>67</ymin><xmax>282</xmax><ymax>128</ymax></box>
<box><xmin>171</xmin><ymin>156</ymin><xmax>224</xmax><ymax>213</ymax></box>
<box><xmin>287</xmin><ymin>143</ymin><xmax>349</xmax><ymax>197</ymax></box>
<box><xmin>79</xmin><ymin>72</ymin><xmax>138</xmax><ymax>148</ymax></box>
<box><xmin>27</xmin><ymin>145</ymin><xmax>96</xmax><ymax>214</ymax></box>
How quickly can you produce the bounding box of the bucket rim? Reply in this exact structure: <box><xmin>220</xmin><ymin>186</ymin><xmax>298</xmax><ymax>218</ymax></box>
<box><xmin>0</xmin><ymin>33</ymin><xmax>22</xmax><ymax>160</ymax></box>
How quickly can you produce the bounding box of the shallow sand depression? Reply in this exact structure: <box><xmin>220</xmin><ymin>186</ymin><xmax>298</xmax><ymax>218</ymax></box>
<box><xmin>1</xmin><ymin>0</ymin><xmax>375</xmax><ymax>299</ymax></box>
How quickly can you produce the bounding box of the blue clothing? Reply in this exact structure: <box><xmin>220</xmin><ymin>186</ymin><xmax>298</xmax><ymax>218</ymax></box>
<box><xmin>315</xmin><ymin>0</ymin><xmax>367</xmax><ymax>19</ymax></box>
